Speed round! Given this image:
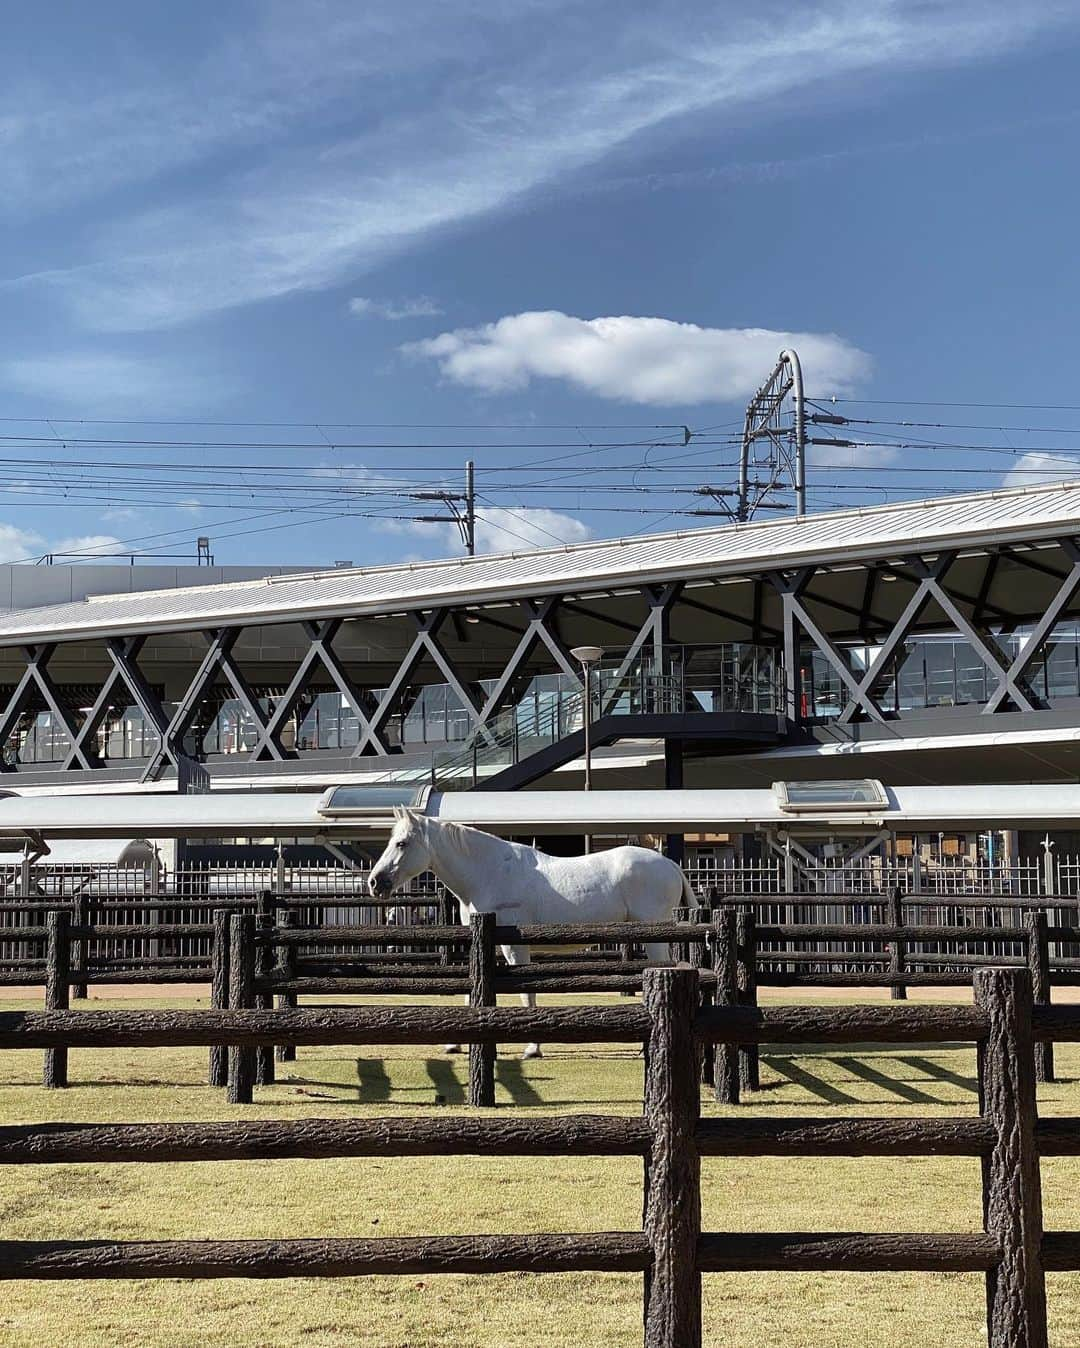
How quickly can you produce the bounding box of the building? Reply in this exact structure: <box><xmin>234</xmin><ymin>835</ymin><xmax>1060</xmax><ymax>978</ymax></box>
<box><xmin>0</xmin><ymin>480</ymin><xmax>1077</xmax><ymax>866</ymax></box>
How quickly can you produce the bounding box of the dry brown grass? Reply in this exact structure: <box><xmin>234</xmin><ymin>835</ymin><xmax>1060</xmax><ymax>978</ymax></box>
<box><xmin>0</xmin><ymin>986</ymin><xmax>1077</xmax><ymax>1346</ymax></box>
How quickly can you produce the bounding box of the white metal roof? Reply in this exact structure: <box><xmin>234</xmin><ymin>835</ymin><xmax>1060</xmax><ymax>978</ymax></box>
<box><xmin>0</xmin><ymin>479</ymin><xmax>1078</xmax><ymax>643</ymax></box>
<box><xmin>1</xmin><ymin>783</ymin><xmax>1080</xmax><ymax>839</ymax></box>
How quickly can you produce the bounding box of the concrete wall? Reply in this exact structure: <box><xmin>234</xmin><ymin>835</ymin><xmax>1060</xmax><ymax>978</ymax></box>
<box><xmin>0</xmin><ymin>563</ymin><xmax>311</xmax><ymax>613</ymax></box>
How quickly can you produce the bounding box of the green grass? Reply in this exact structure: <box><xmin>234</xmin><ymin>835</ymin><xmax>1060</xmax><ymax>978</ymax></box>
<box><xmin>0</xmin><ymin>989</ymin><xmax>1078</xmax><ymax>1346</ymax></box>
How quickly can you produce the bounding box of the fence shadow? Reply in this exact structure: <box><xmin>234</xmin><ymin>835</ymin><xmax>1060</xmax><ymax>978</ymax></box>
<box><xmin>760</xmin><ymin>1054</ymin><xmax>858</xmax><ymax>1105</ymax></box>
<box><xmin>831</xmin><ymin>1054</ymin><xmax>941</xmax><ymax>1105</ymax></box>
<box><xmin>355</xmin><ymin>1056</ymin><xmax>392</xmax><ymax>1102</ymax></box>
<box><xmin>495</xmin><ymin>1058</ymin><xmax>545</xmax><ymax>1106</ymax></box>
<box><xmin>426</xmin><ymin>1056</ymin><xmax>466</xmax><ymax>1105</ymax></box>
<box><xmin>894</xmin><ymin>1053</ymin><xmax>980</xmax><ymax>1095</ymax></box>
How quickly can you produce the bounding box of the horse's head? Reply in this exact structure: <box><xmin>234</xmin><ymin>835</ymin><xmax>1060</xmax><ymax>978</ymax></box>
<box><xmin>368</xmin><ymin>807</ymin><xmax>430</xmax><ymax>898</ymax></box>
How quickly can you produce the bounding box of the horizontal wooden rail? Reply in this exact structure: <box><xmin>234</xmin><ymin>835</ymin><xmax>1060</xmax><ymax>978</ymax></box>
<box><xmin>1032</xmin><ymin>1006</ymin><xmax>1080</xmax><ymax>1041</ymax></box>
<box><xmin>696</xmin><ymin>1232</ymin><xmax>999</xmax><ymax>1272</ymax></box>
<box><xmin>756</xmin><ymin>923</ymin><xmax>1029</xmax><ymax>944</ymax></box>
<box><xmin>0</xmin><ymin>1005</ymin><xmax>651</xmax><ymax>1050</ymax></box>
<box><xmin>1034</xmin><ymin>1120</ymin><xmax>1080</xmax><ymax>1156</ymax></box>
<box><xmin>0</xmin><ymin>1115</ymin><xmax>650</xmax><ymax>1164</ymax></box>
<box><xmin>695</xmin><ymin>1004</ymin><xmax>988</xmax><ymax>1045</ymax></box>
<box><xmin>1041</xmin><ymin>1233</ymin><xmax>1080</xmax><ymax>1271</ymax></box>
<box><xmin>695</xmin><ymin>1117</ymin><xmax>995</xmax><ymax>1157</ymax></box>
<box><xmin>759</xmin><ymin>972</ymin><xmax>973</xmax><ymax>988</ymax></box>
<box><xmin>0</xmin><ymin>1233</ymin><xmax>651</xmax><ymax>1279</ymax></box>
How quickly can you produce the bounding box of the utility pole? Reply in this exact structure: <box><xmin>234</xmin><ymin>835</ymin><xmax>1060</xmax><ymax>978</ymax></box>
<box><xmin>410</xmin><ymin>459</ymin><xmax>476</xmax><ymax>556</ymax></box>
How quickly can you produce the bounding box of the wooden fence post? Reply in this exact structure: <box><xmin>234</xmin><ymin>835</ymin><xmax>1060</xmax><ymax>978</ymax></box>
<box><xmin>887</xmin><ymin>886</ymin><xmax>907</xmax><ymax>1001</ymax></box>
<box><xmin>208</xmin><ymin>908</ymin><xmax>230</xmax><ymax>1087</ymax></box>
<box><xmin>711</xmin><ymin>911</ymin><xmax>739</xmax><ymax>1105</ymax></box>
<box><xmin>642</xmin><ymin>966</ymin><xmax>701</xmax><ymax>1348</ymax></box>
<box><xmin>670</xmin><ymin>907</ymin><xmax>689</xmax><ymax>965</ymax></box>
<box><xmin>227</xmin><ymin>912</ymin><xmax>255</xmax><ymax>1105</ymax></box>
<box><xmin>276</xmin><ymin>907</ymin><xmax>297</xmax><ymax>1063</ymax></box>
<box><xmin>1025</xmin><ymin>912</ymin><xmax>1054</xmax><ymax>1084</ymax></box>
<box><xmin>71</xmin><ymin>893</ymin><xmax>89</xmax><ymax>1000</ymax></box>
<box><xmin>253</xmin><ymin>893</ymin><xmax>275</xmax><ymax>1087</ymax></box>
<box><xmin>469</xmin><ymin>912</ymin><xmax>496</xmax><ymax>1107</ymax></box>
<box><xmin>736</xmin><ymin>911</ymin><xmax>760</xmax><ymax>1093</ymax></box>
<box><xmin>43</xmin><ymin>910</ymin><xmax>70</xmax><ymax>1089</ymax></box>
<box><xmin>974</xmin><ymin>968</ymin><xmax>1047</xmax><ymax>1348</ymax></box>
<box><xmin>689</xmin><ymin>907</ymin><xmax>713</xmax><ymax>1088</ymax></box>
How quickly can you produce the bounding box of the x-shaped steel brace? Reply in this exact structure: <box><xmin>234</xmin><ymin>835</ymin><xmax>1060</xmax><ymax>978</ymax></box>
<box><xmin>0</xmin><ymin>644</ymin><xmax>93</xmax><ymax>771</ymax></box>
<box><xmin>249</xmin><ymin>618</ymin><xmax>388</xmax><ymax>760</ymax></box>
<box><xmin>983</xmin><ymin>537</ymin><xmax>1080</xmax><ymax>713</ymax></box>
<box><xmin>61</xmin><ymin>635</ymin><xmax>170</xmax><ymax>770</ymax></box>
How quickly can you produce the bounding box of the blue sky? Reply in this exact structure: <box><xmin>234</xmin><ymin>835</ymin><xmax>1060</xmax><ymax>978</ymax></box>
<box><xmin>2</xmin><ymin>1</ymin><xmax>1080</xmax><ymax>566</ymax></box>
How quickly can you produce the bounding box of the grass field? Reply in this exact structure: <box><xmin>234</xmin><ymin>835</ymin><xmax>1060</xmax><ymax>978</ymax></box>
<box><xmin>0</xmin><ymin>987</ymin><xmax>1078</xmax><ymax>1347</ymax></box>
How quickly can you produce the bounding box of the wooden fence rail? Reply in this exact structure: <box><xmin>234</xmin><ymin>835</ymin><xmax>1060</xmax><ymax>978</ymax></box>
<box><xmin>1</xmin><ymin>967</ymin><xmax>1079</xmax><ymax>1345</ymax></box>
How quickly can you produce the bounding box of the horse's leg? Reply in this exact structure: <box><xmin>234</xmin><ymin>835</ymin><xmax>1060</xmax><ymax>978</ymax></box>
<box><xmin>643</xmin><ymin>941</ymin><xmax>670</xmax><ymax>964</ymax></box>
<box><xmin>503</xmin><ymin>943</ymin><xmax>541</xmax><ymax>1060</ymax></box>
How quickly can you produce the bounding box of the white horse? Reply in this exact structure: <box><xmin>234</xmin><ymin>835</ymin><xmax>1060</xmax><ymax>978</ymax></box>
<box><xmin>367</xmin><ymin>807</ymin><xmax>695</xmax><ymax>1059</ymax></box>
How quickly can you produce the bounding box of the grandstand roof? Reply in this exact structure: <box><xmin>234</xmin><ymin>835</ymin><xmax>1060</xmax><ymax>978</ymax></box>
<box><xmin>0</xmin><ymin>480</ymin><xmax>1077</xmax><ymax>643</ymax></box>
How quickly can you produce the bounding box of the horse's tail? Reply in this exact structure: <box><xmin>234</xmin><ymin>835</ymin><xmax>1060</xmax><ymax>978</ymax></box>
<box><xmin>679</xmin><ymin>867</ymin><xmax>696</xmax><ymax>908</ymax></box>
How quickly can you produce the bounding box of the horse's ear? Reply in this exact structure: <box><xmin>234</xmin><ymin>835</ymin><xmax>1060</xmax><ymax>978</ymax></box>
<box><xmin>392</xmin><ymin>804</ymin><xmax>404</xmax><ymax>820</ymax></box>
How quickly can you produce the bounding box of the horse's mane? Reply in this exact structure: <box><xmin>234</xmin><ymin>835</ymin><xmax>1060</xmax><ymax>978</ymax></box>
<box><xmin>422</xmin><ymin>815</ymin><xmax>496</xmax><ymax>860</ymax></box>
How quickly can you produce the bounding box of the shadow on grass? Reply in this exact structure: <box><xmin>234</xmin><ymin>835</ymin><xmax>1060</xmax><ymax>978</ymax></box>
<box><xmin>355</xmin><ymin>1056</ymin><xmax>392</xmax><ymax>1102</ymax></box>
<box><xmin>760</xmin><ymin>1055</ymin><xmax>858</xmax><ymax>1105</ymax></box>
<box><xmin>426</xmin><ymin>1056</ymin><xmax>466</xmax><ymax>1105</ymax></box>
<box><xmin>895</xmin><ymin>1054</ymin><xmax>980</xmax><ymax>1095</ymax></box>
<box><xmin>496</xmin><ymin>1057</ymin><xmax>545</xmax><ymax>1106</ymax></box>
<box><xmin>832</xmin><ymin>1054</ymin><xmax>941</xmax><ymax>1104</ymax></box>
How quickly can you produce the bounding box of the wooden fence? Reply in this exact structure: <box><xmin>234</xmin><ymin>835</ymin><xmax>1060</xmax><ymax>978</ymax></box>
<box><xmin>0</xmin><ymin>966</ymin><xmax>1077</xmax><ymax>1346</ymax></box>
<box><xmin>17</xmin><ymin>904</ymin><xmax>1080</xmax><ymax>1105</ymax></box>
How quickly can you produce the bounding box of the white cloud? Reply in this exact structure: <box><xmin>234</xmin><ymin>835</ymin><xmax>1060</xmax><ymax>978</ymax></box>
<box><xmin>473</xmin><ymin>506</ymin><xmax>592</xmax><ymax>552</ymax></box>
<box><xmin>0</xmin><ymin>524</ymin><xmax>43</xmax><ymax>563</ymax></box>
<box><xmin>1003</xmin><ymin>452</ymin><xmax>1080</xmax><ymax>489</ymax></box>
<box><xmin>0</xmin><ymin>353</ymin><xmax>235</xmax><ymax>413</ymax></box>
<box><xmin>382</xmin><ymin>502</ymin><xmax>591</xmax><ymax>555</ymax></box>
<box><xmin>404</xmin><ymin>311</ymin><xmax>868</xmax><ymax>403</ymax></box>
<box><xmin>51</xmin><ymin>534</ymin><xmax>124</xmax><ymax>559</ymax></box>
<box><xmin>349</xmin><ymin>295</ymin><xmax>443</xmax><ymax>321</ymax></box>
<box><xmin>4</xmin><ymin>3</ymin><xmax>1075</xmax><ymax>330</ymax></box>
<box><xmin>102</xmin><ymin>507</ymin><xmax>138</xmax><ymax>523</ymax></box>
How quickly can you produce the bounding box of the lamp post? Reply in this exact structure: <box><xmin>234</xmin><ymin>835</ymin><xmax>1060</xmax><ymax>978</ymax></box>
<box><xmin>571</xmin><ymin>645</ymin><xmax>604</xmax><ymax>854</ymax></box>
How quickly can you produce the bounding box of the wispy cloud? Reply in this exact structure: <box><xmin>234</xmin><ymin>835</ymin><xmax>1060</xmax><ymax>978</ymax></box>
<box><xmin>349</xmin><ymin>296</ymin><xmax>443</xmax><ymax>321</ymax></box>
<box><xmin>51</xmin><ymin>533</ymin><xmax>125</xmax><ymax>559</ymax></box>
<box><xmin>4</xmin><ymin>2</ymin><xmax>1075</xmax><ymax>331</ymax></box>
<box><xmin>1002</xmin><ymin>451</ymin><xmax>1080</xmax><ymax>488</ymax></box>
<box><xmin>0</xmin><ymin>353</ymin><xmax>236</xmax><ymax>413</ymax></box>
<box><xmin>385</xmin><ymin>503</ymin><xmax>592</xmax><ymax>555</ymax></box>
<box><xmin>404</xmin><ymin>311</ymin><xmax>869</xmax><ymax>403</ymax></box>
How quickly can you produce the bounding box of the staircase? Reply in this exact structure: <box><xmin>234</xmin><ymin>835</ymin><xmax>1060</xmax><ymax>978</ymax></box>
<box><xmin>373</xmin><ymin>650</ymin><xmax>781</xmax><ymax>792</ymax></box>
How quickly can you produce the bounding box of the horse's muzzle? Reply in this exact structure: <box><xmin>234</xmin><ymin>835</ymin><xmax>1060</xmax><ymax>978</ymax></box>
<box><xmin>368</xmin><ymin>871</ymin><xmax>393</xmax><ymax>898</ymax></box>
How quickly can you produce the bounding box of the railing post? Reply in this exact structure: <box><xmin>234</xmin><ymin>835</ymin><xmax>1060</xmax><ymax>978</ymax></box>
<box><xmin>227</xmin><ymin>912</ymin><xmax>256</xmax><ymax>1105</ymax></box>
<box><xmin>43</xmin><ymin>910</ymin><xmax>70</xmax><ymax>1089</ymax></box>
<box><xmin>1025</xmin><ymin>912</ymin><xmax>1054</xmax><ymax>1084</ymax></box>
<box><xmin>276</xmin><ymin>907</ymin><xmax>297</xmax><ymax>1063</ymax></box>
<box><xmin>469</xmin><ymin>912</ymin><xmax>496</xmax><ymax>1107</ymax></box>
<box><xmin>736</xmin><ymin>911</ymin><xmax>760</xmax><ymax>1093</ymax></box>
<box><xmin>669</xmin><ymin>907</ymin><xmax>689</xmax><ymax>966</ymax></box>
<box><xmin>208</xmin><ymin>908</ymin><xmax>230</xmax><ymax>1087</ymax></box>
<box><xmin>71</xmin><ymin>893</ymin><xmax>89</xmax><ymax>1000</ymax></box>
<box><xmin>974</xmin><ymin>968</ymin><xmax>1047</xmax><ymax>1348</ymax></box>
<box><xmin>887</xmin><ymin>885</ymin><xmax>907</xmax><ymax>1001</ymax></box>
<box><xmin>685</xmin><ymin>906</ymin><xmax>712</xmax><ymax>1088</ymax></box>
<box><xmin>253</xmin><ymin>892</ymin><xmax>275</xmax><ymax>1086</ymax></box>
<box><xmin>642</xmin><ymin>966</ymin><xmax>701</xmax><ymax>1348</ymax></box>
<box><xmin>710</xmin><ymin>910</ymin><xmax>739</xmax><ymax>1105</ymax></box>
